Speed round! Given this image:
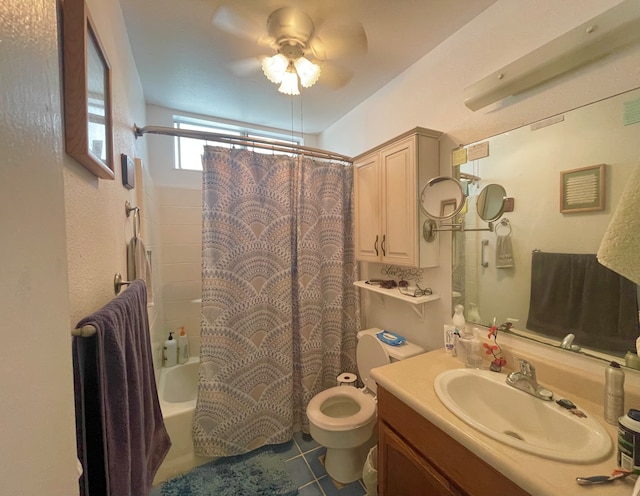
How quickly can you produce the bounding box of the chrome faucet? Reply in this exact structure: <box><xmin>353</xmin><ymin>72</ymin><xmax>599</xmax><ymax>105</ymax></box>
<box><xmin>560</xmin><ymin>333</ymin><xmax>581</xmax><ymax>352</ymax></box>
<box><xmin>506</xmin><ymin>358</ymin><xmax>554</xmax><ymax>401</ymax></box>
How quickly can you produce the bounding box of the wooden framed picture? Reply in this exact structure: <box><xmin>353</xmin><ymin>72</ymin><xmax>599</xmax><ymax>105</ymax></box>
<box><xmin>62</xmin><ymin>0</ymin><xmax>114</xmax><ymax>179</ymax></box>
<box><xmin>560</xmin><ymin>164</ymin><xmax>605</xmax><ymax>213</ymax></box>
<box><xmin>440</xmin><ymin>199</ymin><xmax>458</xmax><ymax>218</ymax></box>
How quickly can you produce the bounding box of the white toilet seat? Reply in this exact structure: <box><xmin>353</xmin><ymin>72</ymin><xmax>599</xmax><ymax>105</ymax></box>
<box><xmin>307</xmin><ymin>386</ymin><xmax>376</xmax><ymax>431</ymax></box>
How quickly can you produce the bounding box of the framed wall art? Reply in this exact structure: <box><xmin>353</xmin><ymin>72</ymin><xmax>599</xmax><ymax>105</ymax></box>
<box><xmin>62</xmin><ymin>0</ymin><xmax>114</xmax><ymax>179</ymax></box>
<box><xmin>560</xmin><ymin>164</ymin><xmax>605</xmax><ymax>213</ymax></box>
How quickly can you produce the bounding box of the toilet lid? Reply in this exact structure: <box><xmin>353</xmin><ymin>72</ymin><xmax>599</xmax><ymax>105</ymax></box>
<box><xmin>357</xmin><ymin>334</ymin><xmax>390</xmax><ymax>394</ymax></box>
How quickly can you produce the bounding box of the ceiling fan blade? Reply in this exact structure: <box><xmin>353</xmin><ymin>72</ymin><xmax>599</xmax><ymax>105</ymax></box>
<box><xmin>229</xmin><ymin>57</ymin><xmax>263</xmax><ymax>77</ymax></box>
<box><xmin>311</xmin><ymin>19</ymin><xmax>367</xmax><ymax>61</ymax></box>
<box><xmin>317</xmin><ymin>61</ymin><xmax>353</xmax><ymax>89</ymax></box>
<box><xmin>211</xmin><ymin>5</ymin><xmax>273</xmax><ymax>47</ymax></box>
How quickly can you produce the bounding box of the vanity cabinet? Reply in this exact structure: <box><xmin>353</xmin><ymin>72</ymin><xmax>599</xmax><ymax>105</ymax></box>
<box><xmin>377</xmin><ymin>386</ymin><xmax>530</xmax><ymax>496</ymax></box>
<box><xmin>353</xmin><ymin>128</ymin><xmax>442</xmax><ymax>268</ymax></box>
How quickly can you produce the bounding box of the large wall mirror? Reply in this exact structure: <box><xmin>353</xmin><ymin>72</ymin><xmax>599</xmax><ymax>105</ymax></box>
<box><xmin>453</xmin><ymin>87</ymin><xmax>640</xmax><ymax>361</ymax></box>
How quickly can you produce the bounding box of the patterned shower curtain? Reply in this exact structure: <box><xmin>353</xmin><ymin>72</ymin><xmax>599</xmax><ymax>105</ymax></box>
<box><xmin>194</xmin><ymin>146</ymin><xmax>360</xmax><ymax>457</ymax></box>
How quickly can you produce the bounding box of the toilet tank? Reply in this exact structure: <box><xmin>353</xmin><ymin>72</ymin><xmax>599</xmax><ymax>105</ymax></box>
<box><xmin>356</xmin><ymin>328</ymin><xmax>426</xmax><ymax>362</ymax></box>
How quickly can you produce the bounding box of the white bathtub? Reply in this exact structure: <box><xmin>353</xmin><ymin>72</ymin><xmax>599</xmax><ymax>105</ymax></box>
<box><xmin>153</xmin><ymin>357</ymin><xmax>213</xmax><ymax>484</ymax></box>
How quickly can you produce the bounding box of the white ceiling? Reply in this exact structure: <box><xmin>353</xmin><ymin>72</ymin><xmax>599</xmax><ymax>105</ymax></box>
<box><xmin>119</xmin><ymin>0</ymin><xmax>497</xmax><ymax>134</ymax></box>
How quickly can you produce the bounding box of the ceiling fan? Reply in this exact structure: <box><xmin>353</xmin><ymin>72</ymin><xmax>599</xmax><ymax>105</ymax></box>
<box><xmin>212</xmin><ymin>4</ymin><xmax>368</xmax><ymax>94</ymax></box>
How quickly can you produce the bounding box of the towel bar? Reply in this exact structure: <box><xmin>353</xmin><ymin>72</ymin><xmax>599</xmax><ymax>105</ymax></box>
<box><xmin>72</xmin><ymin>325</ymin><xmax>97</xmax><ymax>337</ymax></box>
<box><xmin>114</xmin><ymin>272</ymin><xmax>133</xmax><ymax>295</ymax></box>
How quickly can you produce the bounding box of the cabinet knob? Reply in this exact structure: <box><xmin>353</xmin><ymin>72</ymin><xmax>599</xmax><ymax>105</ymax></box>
<box><xmin>381</xmin><ymin>234</ymin><xmax>386</xmax><ymax>256</ymax></box>
<box><xmin>374</xmin><ymin>235</ymin><xmax>379</xmax><ymax>256</ymax></box>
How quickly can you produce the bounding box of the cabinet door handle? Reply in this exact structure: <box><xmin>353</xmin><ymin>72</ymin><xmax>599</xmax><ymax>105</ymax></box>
<box><xmin>374</xmin><ymin>235</ymin><xmax>379</xmax><ymax>256</ymax></box>
<box><xmin>381</xmin><ymin>234</ymin><xmax>386</xmax><ymax>256</ymax></box>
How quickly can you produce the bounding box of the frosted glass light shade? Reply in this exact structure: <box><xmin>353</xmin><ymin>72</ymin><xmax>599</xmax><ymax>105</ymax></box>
<box><xmin>278</xmin><ymin>70</ymin><xmax>300</xmax><ymax>95</ymax></box>
<box><xmin>294</xmin><ymin>57</ymin><xmax>321</xmax><ymax>88</ymax></box>
<box><xmin>262</xmin><ymin>53</ymin><xmax>288</xmax><ymax>84</ymax></box>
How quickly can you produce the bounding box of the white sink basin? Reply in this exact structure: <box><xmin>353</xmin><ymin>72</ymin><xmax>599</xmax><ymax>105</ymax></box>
<box><xmin>434</xmin><ymin>368</ymin><xmax>612</xmax><ymax>463</ymax></box>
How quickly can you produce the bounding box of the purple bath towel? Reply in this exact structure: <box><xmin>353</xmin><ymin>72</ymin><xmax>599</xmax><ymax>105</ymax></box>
<box><xmin>73</xmin><ymin>280</ymin><xmax>171</xmax><ymax>496</ymax></box>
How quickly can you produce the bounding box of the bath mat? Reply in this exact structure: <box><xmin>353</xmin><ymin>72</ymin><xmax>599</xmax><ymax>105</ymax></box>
<box><xmin>160</xmin><ymin>446</ymin><xmax>298</xmax><ymax>496</ymax></box>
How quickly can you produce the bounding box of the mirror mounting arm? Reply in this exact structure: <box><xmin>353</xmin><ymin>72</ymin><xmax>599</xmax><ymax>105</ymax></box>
<box><xmin>463</xmin><ymin>222</ymin><xmax>495</xmax><ymax>233</ymax></box>
<box><xmin>423</xmin><ymin>220</ymin><xmax>494</xmax><ymax>242</ymax></box>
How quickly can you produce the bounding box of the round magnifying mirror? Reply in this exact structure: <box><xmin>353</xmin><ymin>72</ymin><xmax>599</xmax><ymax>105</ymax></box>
<box><xmin>477</xmin><ymin>184</ymin><xmax>507</xmax><ymax>221</ymax></box>
<box><xmin>420</xmin><ymin>176</ymin><xmax>466</xmax><ymax>220</ymax></box>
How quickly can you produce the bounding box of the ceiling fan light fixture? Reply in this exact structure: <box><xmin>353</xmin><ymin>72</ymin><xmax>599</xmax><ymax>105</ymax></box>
<box><xmin>294</xmin><ymin>56</ymin><xmax>321</xmax><ymax>88</ymax></box>
<box><xmin>278</xmin><ymin>68</ymin><xmax>300</xmax><ymax>95</ymax></box>
<box><xmin>261</xmin><ymin>53</ymin><xmax>288</xmax><ymax>84</ymax></box>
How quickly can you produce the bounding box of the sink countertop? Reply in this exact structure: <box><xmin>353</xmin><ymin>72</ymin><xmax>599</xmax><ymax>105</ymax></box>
<box><xmin>370</xmin><ymin>348</ymin><xmax>635</xmax><ymax>496</ymax></box>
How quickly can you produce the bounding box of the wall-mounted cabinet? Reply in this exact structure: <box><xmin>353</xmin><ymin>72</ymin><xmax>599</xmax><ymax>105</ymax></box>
<box><xmin>353</xmin><ymin>127</ymin><xmax>442</xmax><ymax>268</ymax></box>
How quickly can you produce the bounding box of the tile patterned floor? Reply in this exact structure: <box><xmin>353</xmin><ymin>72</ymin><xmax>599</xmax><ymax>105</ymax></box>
<box><xmin>151</xmin><ymin>431</ymin><xmax>369</xmax><ymax>496</ymax></box>
<box><xmin>280</xmin><ymin>431</ymin><xmax>368</xmax><ymax>496</ymax></box>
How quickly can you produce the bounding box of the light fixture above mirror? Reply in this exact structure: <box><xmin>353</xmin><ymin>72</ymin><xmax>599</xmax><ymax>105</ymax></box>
<box><xmin>463</xmin><ymin>0</ymin><xmax>640</xmax><ymax>111</ymax></box>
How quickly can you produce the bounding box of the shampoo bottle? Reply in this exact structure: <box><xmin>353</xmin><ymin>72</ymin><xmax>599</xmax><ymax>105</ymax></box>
<box><xmin>177</xmin><ymin>326</ymin><xmax>189</xmax><ymax>364</ymax></box>
<box><xmin>604</xmin><ymin>361</ymin><xmax>624</xmax><ymax>425</ymax></box>
<box><xmin>163</xmin><ymin>332</ymin><xmax>177</xmax><ymax>367</ymax></box>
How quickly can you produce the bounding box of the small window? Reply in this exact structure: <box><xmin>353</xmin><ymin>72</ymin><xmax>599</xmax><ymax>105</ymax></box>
<box><xmin>173</xmin><ymin>117</ymin><xmax>302</xmax><ymax>171</ymax></box>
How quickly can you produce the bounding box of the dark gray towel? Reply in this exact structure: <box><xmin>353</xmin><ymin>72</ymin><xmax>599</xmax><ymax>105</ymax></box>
<box><xmin>73</xmin><ymin>280</ymin><xmax>171</xmax><ymax>496</ymax></box>
<box><xmin>526</xmin><ymin>251</ymin><xmax>639</xmax><ymax>354</ymax></box>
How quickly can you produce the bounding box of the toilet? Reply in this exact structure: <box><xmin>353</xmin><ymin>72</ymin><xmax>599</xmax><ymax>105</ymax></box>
<box><xmin>306</xmin><ymin>328</ymin><xmax>425</xmax><ymax>484</ymax></box>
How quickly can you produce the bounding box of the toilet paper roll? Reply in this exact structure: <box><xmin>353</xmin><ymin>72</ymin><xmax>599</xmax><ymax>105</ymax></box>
<box><xmin>337</xmin><ymin>373</ymin><xmax>357</xmax><ymax>386</ymax></box>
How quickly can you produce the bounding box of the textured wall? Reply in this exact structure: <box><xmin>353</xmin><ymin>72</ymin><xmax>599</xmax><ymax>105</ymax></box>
<box><xmin>0</xmin><ymin>0</ymin><xmax>157</xmax><ymax>492</ymax></box>
<box><xmin>0</xmin><ymin>0</ymin><xmax>78</xmax><ymax>493</ymax></box>
<box><xmin>63</xmin><ymin>0</ymin><xmax>150</xmax><ymax>327</ymax></box>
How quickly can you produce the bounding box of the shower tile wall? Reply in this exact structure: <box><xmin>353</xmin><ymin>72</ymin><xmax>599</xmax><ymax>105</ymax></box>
<box><xmin>135</xmin><ymin>159</ymin><xmax>165</xmax><ymax>372</ymax></box>
<box><xmin>158</xmin><ymin>186</ymin><xmax>203</xmax><ymax>358</ymax></box>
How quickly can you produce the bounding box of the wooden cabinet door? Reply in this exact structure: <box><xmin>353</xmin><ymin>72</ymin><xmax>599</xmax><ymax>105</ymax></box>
<box><xmin>379</xmin><ymin>421</ymin><xmax>465</xmax><ymax>496</ymax></box>
<box><xmin>380</xmin><ymin>137</ymin><xmax>417</xmax><ymax>266</ymax></box>
<box><xmin>354</xmin><ymin>153</ymin><xmax>382</xmax><ymax>262</ymax></box>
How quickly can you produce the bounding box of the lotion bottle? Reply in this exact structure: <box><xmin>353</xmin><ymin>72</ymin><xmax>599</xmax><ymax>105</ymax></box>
<box><xmin>163</xmin><ymin>332</ymin><xmax>178</xmax><ymax>367</ymax></box>
<box><xmin>604</xmin><ymin>361</ymin><xmax>624</xmax><ymax>424</ymax></box>
<box><xmin>177</xmin><ymin>326</ymin><xmax>189</xmax><ymax>364</ymax></box>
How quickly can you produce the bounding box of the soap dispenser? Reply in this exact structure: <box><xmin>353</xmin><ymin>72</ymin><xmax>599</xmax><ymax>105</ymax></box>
<box><xmin>163</xmin><ymin>332</ymin><xmax>178</xmax><ymax>367</ymax></box>
<box><xmin>467</xmin><ymin>303</ymin><xmax>482</xmax><ymax>324</ymax></box>
<box><xmin>452</xmin><ymin>304</ymin><xmax>467</xmax><ymax>335</ymax></box>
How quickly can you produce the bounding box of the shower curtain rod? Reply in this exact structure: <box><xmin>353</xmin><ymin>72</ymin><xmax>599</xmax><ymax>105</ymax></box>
<box><xmin>134</xmin><ymin>125</ymin><xmax>353</xmax><ymax>163</ymax></box>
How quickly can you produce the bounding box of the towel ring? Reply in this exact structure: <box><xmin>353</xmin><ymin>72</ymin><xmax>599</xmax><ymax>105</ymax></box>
<box><xmin>125</xmin><ymin>201</ymin><xmax>140</xmax><ymax>239</ymax></box>
<box><xmin>495</xmin><ymin>218</ymin><xmax>512</xmax><ymax>236</ymax></box>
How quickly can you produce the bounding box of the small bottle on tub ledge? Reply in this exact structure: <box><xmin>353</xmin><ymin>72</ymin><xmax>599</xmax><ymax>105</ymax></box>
<box><xmin>177</xmin><ymin>326</ymin><xmax>190</xmax><ymax>364</ymax></box>
<box><xmin>163</xmin><ymin>331</ymin><xmax>178</xmax><ymax>367</ymax></box>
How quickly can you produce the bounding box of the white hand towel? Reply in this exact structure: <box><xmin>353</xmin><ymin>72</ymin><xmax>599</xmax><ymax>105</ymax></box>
<box><xmin>127</xmin><ymin>237</ymin><xmax>153</xmax><ymax>304</ymax></box>
<box><xmin>496</xmin><ymin>234</ymin><xmax>514</xmax><ymax>268</ymax></box>
<box><xmin>597</xmin><ymin>162</ymin><xmax>640</xmax><ymax>285</ymax></box>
